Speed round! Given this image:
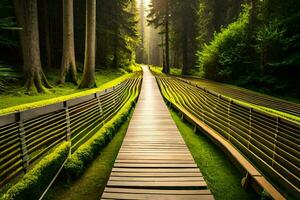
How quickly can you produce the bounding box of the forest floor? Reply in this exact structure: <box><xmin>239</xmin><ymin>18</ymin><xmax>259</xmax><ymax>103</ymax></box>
<box><xmin>44</xmin><ymin>111</ymin><xmax>132</xmax><ymax>200</ymax></box>
<box><xmin>0</xmin><ymin>65</ymin><xmax>141</xmax><ymax>114</ymax></box>
<box><xmin>169</xmin><ymin>109</ymin><xmax>259</xmax><ymax>200</ymax></box>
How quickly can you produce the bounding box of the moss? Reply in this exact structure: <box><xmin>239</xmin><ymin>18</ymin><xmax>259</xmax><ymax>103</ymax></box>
<box><xmin>44</xmin><ymin>110</ymin><xmax>132</xmax><ymax>200</ymax></box>
<box><xmin>185</xmin><ymin>78</ymin><xmax>300</xmax><ymax>123</ymax></box>
<box><xmin>225</xmin><ymin>96</ymin><xmax>300</xmax><ymax>123</ymax></box>
<box><xmin>2</xmin><ymin>142</ymin><xmax>70</xmax><ymax>200</ymax></box>
<box><xmin>0</xmin><ymin>69</ymin><xmax>139</xmax><ymax>115</ymax></box>
<box><xmin>63</xmin><ymin>97</ymin><xmax>137</xmax><ymax>181</ymax></box>
<box><xmin>149</xmin><ymin>66</ymin><xmax>182</xmax><ymax>76</ymax></box>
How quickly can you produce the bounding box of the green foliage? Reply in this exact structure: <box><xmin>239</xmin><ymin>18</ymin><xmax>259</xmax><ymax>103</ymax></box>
<box><xmin>0</xmin><ymin>65</ymin><xmax>20</xmax><ymax>92</ymax></box>
<box><xmin>0</xmin><ymin>69</ymin><xmax>136</xmax><ymax>114</ymax></box>
<box><xmin>2</xmin><ymin>142</ymin><xmax>70</xmax><ymax>200</ymax></box>
<box><xmin>0</xmin><ymin>0</ymin><xmax>18</xmax><ymax>48</ymax></box>
<box><xmin>44</xmin><ymin>111</ymin><xmax>132</xmax><ymax>200</ymax></box>
<box><xmin>96</xmin><ymin>0</ymin><xmax>138</xmax><ymax>68</ymax></box>
<box><xmin>198</xmin><ymin>5</ymin><xmax>251</xmax><ymax>81</ymax></box>
<box><xmin>197</xmin><ymin>0</ymin><xmax>300</xmax><ymax>98</ymax></box>
<box><xmin>63</xmin><ymin>100</ymin><xmax>135</xmax><ymax>181</ymax></box>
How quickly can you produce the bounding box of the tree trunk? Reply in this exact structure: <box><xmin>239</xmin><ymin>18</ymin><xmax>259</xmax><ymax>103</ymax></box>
<box><xmin>163</xmin><ymin>0</ymin><xmax>170</xmax><ymax>74</ymax></box>
<box><xmin>79</xmin><ymin>0</ymin><xmax>96</xmax><ymax>89</ymax></box>
<box><xmin>59</xmin><ymin>0</ymin><xmax>77</xmax><ymax>85</ymax></box>
<box><xmin>13</xmin><ymin>0</ymin><xmax>26</xmax><ymax>71</ymax></box>
<box><xmin>182</xmin><ymin>21</ymin><xmax>189</xmax><ymax>75</ymax></box>
<box><xmin>112</xmin><ymin>37</ymin><xmax>119</xmax><ymax>68</ymax></box>
<box><xmin>14</xmin><ymin>0</ymin><xmax>51</xmax><ymax>93</ymax></box>
<box><xmin>43</xmin><ymin>0</ymin><xmax>52</xmax><ymax>69</ymax></box>
<box><xmin>112</xmin><ymin>9</ymin><xmax>119</xmax><ymax>69</ymax></box>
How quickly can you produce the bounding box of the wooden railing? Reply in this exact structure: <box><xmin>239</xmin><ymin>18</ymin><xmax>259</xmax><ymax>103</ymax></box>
<box><xmin>0</xmin><ymin>76</ymin><xmax>142</xmax><ymax>188</ymax></box>
<box><xmin>156</xmin><ymin>76</ymin><xmax>299</xmax><ymax>199</ymax></box>
<box><xmin>176</xmin><ymin>76</ymin><xmax>300</xmax><ymax>117</ymax></box>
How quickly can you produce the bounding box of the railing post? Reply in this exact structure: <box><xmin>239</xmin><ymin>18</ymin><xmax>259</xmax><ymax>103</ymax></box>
<box><xmin>95</xmin><ymin>93</ymin><xmax>103</xmax><ymax>116</ymax></box>
<box><xmin>247</xmin><ymin>108</ymin><xmax>253</xmax><ymax>149</ymax></box>
<box><xmin>227</xmin><ymin>100</ymin><xmax>232</xmax><ymax>141</ymax></box>
<box><xmin>64</xmin><ymin>101</ymin><xmax>71</xmax><ymax>141</ymax></box>
<box><xmin>18</xmin><ymin>112</ymin><xmax>29</xmax><ymax>173</ymax></box>
<box><xmin>272</xmin><ymin>117</ymin><xmax>279</xmax><ymax>167</ymax></box>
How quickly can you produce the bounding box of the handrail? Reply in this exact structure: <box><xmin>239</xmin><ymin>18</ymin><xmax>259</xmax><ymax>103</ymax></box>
<box><xmin>0</xmin><ymin>74</ymin><xmax>142</xmax><ymax>188</ymax></box>
<box><xmin>174</xmin><ymin>75</ymin><xmax>300</xmax><ymax>117</ymax></box>
<box><xmin>156</xmin><ymin>76</ymin><xmax>299</xmax><ymax>199</ymax></box>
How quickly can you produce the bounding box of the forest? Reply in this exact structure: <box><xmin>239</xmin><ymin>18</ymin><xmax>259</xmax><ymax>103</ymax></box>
<box><xmin>0</xmin><ymin>0</ymin><xmax>299</xmax><ymax>99</ymax></box>
<box><xmin>0</xmin><ymin>0</ymin><xmax>300</xmax><ymax>200</ymax></box>
<box><xmin>0</xmin><ymin>0</ymin><xmax>138</xmax><ymax>96</ymax></box>
<box><xmin>146</xmin><ymin>0</ymin><xmax>300</xmax><ymax>99</ymax></box>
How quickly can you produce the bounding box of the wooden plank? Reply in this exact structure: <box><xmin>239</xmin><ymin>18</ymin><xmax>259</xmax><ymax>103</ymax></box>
<box><xmin>102</xmin><ymin>193</ymin><xmax>214</xmax><ymax>200</ymax></box>
<box><xmin>107</xmin><ymin>181</ymin><xmax>208</xmax><ymax>188</ymax></box>
<box><xmin>114</xmin><ymin>163</ymin><xmax>198</xmax><ymax>168</ymax></box>
<box><xmin>102</xmin><ymin>66</ymin><xmax>212</xmax><ymax>199</ymax></box>
<box><xmin>117</xmin><ymin>153</ymin><xmax>193</xmax><ymax>157</ymax></box>
<box><xmin>117</xmin><ymin>156</ymin><xmax>194</xmax><ymax>160</ymax></box>
<box><xmin>118</xmin><ymin>150</ymin><xmax>191</xmax><ymax>153</ymax></box>
<box><xmin>112</xmin><ymin>168</ymin><xmax>201</xmax><ymax>173</ymax></box>
<box><xmin>104</xmin><ymin>188</ymin><xmax>210</xmax><ymax>195</ymax></box>
<box><xmin>109</xmin><ymin>177</ymin><xmax>205</xmax><ymax>182</ymax></box>
<box><xmin>115</xmin><ymin>160</ymin><xmax>195</xmax><ymax>164</ymax></box>
<box><xmin>120</xmin><ymin>146</ymin><xmax>187</xmax><ymax>149</ymax></box>
<box><xmin>110</xmin><ymin>172</ymin><xmax>203</xmax><ymax>177</ymax></box>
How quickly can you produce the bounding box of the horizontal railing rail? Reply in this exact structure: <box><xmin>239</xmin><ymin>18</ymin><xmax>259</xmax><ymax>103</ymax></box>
<box><xmin>156</xmin><ymin>76</ymin><xmax>299</xmax><ymax>199</ymax></box>
<box><xmin>176</xmin><ymin>76</ymin><xmax>300</xmax><ymax>117</ymax></box>
<box><xmin>0</xmin><ymin>74</ymin><xmax>142</xmax><ymax>188</ymax></box>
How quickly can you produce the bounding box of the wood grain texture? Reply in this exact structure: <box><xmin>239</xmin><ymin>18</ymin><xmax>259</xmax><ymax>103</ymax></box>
<box><xmin>101</xmin><ymin>66</ymin><xmax>214</xmax><ymax>200</ymax></box>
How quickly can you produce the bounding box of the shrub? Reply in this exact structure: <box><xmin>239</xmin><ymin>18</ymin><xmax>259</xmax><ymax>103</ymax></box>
<box><xmin>2</xmin><ymin>142</ymin><xmax>70</xmax><ymax>200</ymax></box>
<box><xmin>63</xmin><ymin>100</ymin><xmax>135</xmax><ymax>181</ymax></box>
<box><xmin>198</xmin><ymin>4</ymin><xmax>251</xmax><ymax>82</ymax></box>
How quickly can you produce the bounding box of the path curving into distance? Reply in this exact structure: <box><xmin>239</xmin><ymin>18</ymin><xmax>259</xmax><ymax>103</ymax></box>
<box><xmin>101</xmin><ymin>66</ymin><xmax>214</xmax><ymax>200</ymax></box>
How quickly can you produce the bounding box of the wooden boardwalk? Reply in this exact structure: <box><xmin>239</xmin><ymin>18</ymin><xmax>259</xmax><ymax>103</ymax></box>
<box><xmin>102</xmin><ymin>66</ymin><xmax>214</xmax><ymax>200</ymax></box>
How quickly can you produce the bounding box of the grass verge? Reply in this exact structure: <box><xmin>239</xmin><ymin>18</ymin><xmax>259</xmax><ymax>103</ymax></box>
<box><xmin>0</xmin><ymin>67</ymin><xmax>140</xmax><ymax>115</ymax></box>
<box><xmin>169</xmin><ymin>109</ymin><xmax>258</xmax><ymax>200</ymax></box>
<box><xmin>149</xmin><ymin>65</ymin><xmax>182</xmax><ymax>76</ymax></box>
<box><xmin>62</xmin><ymin>99</ymin><xmax>135</xmax><ymax>181</ymax></box>
<box><xmin>44</xmin><ymin>111</ymin><xmax>132</xmax><ymax>200</ymax></box>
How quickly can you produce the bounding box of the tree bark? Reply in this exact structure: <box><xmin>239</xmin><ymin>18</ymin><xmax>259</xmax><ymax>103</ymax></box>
<box><xmin>59</xmin><ymin>0</ymin><xmax>77</xmax><ymax>85</ymax></box>
<box><xmin>112</xmin><ymin>37</ymin><xmax>119</xmax><ymax>68</ymax></box>
<box><xmin>182</xmin><ymin>18</ymin><xmax>189</xmax><ymax>75</ymax></box>
<box><xmin>13</xmin><ymin>0</ymin><xmax>26</xmax><ymax>71</ymax></box>
<box><xmin>163</xmin><ymin>0</ymin><xmax>170</xmax><ymax>74</ymax></box>
<box><xmin>43</xmin><ymin>0</ymin><xmax>52</xmax><ymax>70</ymax></box>
<box><xmin>79</xmin><ymin>0</ymin><xmax>96</xmax><ymax>89</ymax></box>
<box><xmin>14</xmin><ymin>0</ymin><xmax>51</xmax><ymax>93</ymax></box>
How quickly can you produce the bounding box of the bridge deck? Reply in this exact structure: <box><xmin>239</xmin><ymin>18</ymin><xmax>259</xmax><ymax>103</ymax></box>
<box><xmin>102</xmin><ymin>66</ymin><xmax>214</xmax><ymax>200</ymax></box>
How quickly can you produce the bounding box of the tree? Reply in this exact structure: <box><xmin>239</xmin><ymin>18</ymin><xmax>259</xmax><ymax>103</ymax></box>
<box><xmin>148</xmin><ymin>0</ymin><xmax>170</xmax><ymax>74</ymax></box>
<box><xmin>171</xmin><ymin>0</ymin><xmax>201</xmax><ymax>75</ymax></box>
<box><xmin>13</xmin><ymin>0</ymin><xmax>51</xmax><ymax>93</ymax></box>
<box><xmin>59</xmin><ymin>0</ymin><xmax>77</xmax><ymax>85</ymax></box>
<box><xmin>79</xmin><ymin>0</ymin><xmax>96</xmax><ymax>89</ymax></box>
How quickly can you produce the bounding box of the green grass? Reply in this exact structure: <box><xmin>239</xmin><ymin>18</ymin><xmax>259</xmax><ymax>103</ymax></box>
<box><xmin>149</xmin><ymin>65</ymin><xmax>182</xmax><ymax>76</ymax></box>
<box><xmin>44</xmin><ymin>111</ymin><xmax>132</xmax><ymax>200</ymax></box>
<box><xmin>226</xmin><ymin>96</ymin><xmax>300</xmax><ymax>123</ymax></box>
<box><xmin>169</xmin><ymin>109</ymin><xmax>259</xmax><ymax>200</ymax></box>
<box><xmin>184</xmin><ymin>78</ymin><xmax>300</xmax><ymax>122</ymax></box>
<box><xmin>0</xmin><ymin>66</ymin><xmax>140</xmax><ymax>115</ymax></box>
